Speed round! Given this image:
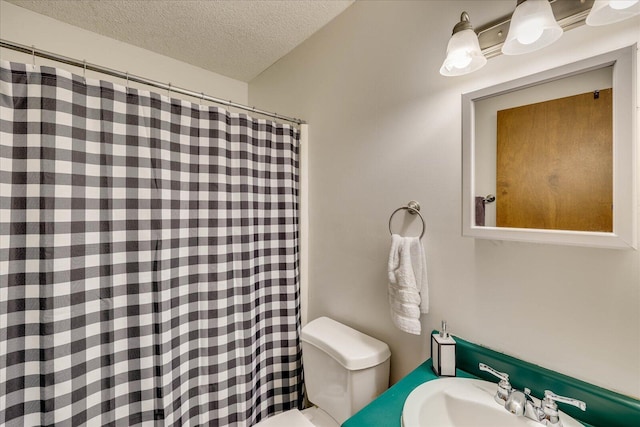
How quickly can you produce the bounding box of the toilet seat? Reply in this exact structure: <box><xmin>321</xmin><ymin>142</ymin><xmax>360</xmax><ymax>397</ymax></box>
<box><xmin>254</xmin><ymin>409</ymin><xmax>315</xmax><ymax>427</ymax></box>
<box><xmin>300</xmin><ymin>407</ymin><xmax>339</xmax><ymax>427</ymax></box>
<box><xmin>253</xmin><ymin>407</ymin><xmax>340</xmax><ymax>427</ymax></box>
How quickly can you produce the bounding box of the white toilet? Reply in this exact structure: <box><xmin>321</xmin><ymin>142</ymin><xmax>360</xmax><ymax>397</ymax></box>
<box><xmin>255</xmin><ymin>317</ymin><xmax>391</xmax><ymax>427</ymax></box>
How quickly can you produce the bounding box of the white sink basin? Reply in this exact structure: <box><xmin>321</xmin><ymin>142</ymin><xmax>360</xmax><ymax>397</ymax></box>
<box><xmin>402</xmin><ymin>378</ymin><xmax>583</xmax><ymax>427</ymax></box>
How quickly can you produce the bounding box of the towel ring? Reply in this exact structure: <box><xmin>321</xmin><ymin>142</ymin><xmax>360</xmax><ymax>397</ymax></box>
<box><xmin>388</xmin><ymin>201</ymin><xmax>426</xmax><ymax>239</ymax></box>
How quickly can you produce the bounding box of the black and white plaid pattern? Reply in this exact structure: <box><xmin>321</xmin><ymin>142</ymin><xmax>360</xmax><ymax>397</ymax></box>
<box><xmin>0</xmin><ymin>60</ymin><xmax>302</xmax><ymax>427</ymax></box>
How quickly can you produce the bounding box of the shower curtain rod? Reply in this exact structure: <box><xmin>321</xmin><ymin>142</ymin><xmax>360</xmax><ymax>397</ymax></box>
<box><xmin>0</xmin><ymin>39</ymin><xmax>306</xmax><ymax>125</ymax></box>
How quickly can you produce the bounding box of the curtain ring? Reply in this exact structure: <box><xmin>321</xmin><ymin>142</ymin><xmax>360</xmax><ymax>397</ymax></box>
<box><xmin>167</xmin><ymin>82</ymin><xmax>171</xmax><ymax>97</ymax></box>
<box><xmin>83</xmin><ymin>60</ymin><xmax>87</xmax><ymax>78</ymax></box>
<box><xmin>125</xmin><ymin>71</ymin><xmax>129</xmax><ymax>90</ymax></box>
<box><xmin>31</xmin><ymin>45</ymin><xmax>35</xmax><ymax>66</ymax></box>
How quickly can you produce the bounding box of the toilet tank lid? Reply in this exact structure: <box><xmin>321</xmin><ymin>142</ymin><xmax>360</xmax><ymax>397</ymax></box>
<box><xmin>301</xmin><ymin>317</ymin><xmax>391</xmax><ymax>370</ymax></box>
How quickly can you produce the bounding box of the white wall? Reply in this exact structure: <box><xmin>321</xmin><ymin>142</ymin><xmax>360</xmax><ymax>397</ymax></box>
<box><xmin>249</xmin><ymin>1</ymin><xmax>640</xmax><ymax>398</ymax></box>
<box><xmin>0</xmin><ymin>0</ymin><xmax>248</xmax><ymax>105</ymax></box>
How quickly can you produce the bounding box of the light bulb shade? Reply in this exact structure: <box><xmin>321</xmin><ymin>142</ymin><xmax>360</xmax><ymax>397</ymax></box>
<box><xmin>502</xmin><ymin>0</ymin><xmax>563</xmax><ymax>55</ymax></box>
<box><xmin>440</xmin><ymin>29</ymin><xmax>487</xmax><ymax>76</ymax></box>
<box><xmin>586</xmin><ymin>0</ymin><xmax>640</xmax><ymax>26</ymax></box>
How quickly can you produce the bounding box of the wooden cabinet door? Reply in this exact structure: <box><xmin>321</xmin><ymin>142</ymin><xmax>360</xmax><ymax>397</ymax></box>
<box><xmin>496</xmin><ymin>89</ymin><xmax>612</xmax><ymax>232</ymax></box>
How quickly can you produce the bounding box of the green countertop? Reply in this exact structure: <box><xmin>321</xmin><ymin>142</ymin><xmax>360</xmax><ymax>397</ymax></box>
<box><xmin>342</xmin><ymin>359</ymin><xmax>475</xmax><ymax>427</ymax></box>
<box><xmin>342</xmin><ymin>333</ymin><xmax>640</xmax><ymax>427</ymax></box>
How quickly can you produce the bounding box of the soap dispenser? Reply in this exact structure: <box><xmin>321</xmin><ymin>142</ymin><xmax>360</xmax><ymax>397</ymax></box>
<box><xmin>431</xmin><ymin>320</ymin><xmax>456</xmax><ymax>377</ymax></box>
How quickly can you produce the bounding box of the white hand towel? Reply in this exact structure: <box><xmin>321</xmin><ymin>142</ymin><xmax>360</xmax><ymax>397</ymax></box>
<box><xmin>387</xmin><ymin>234</ymin><xmax>429</xmax><ymax>335</ymax></box>
<box><xmin>409</xmin><ymin>237</ymin><xmax>429</xmax><ymax>314</ymax></box>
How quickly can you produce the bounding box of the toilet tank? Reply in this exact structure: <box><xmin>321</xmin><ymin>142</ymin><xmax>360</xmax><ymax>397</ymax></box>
<box><xmin>301</xmin><ymin>317</ymin><xmax>391</xmax><ymax>425</ymax></box>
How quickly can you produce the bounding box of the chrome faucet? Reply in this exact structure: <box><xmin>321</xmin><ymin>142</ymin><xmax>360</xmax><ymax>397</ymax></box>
<box><xmin>479</xmin><ymin>363</ymin><xmax>586</xmax><ymax>427</ymax></box>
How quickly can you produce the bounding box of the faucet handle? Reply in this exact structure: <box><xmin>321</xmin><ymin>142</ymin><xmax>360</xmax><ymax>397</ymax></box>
<box><xmin>543</xmin><ymin>390</ymin><xmax>587</xmax><ymax>411</ymax></box>
<box><xmin>541</xmin><ymin>390</ymin><xmax>586</xmax><ymax>426</ymax></box>
<box><xmin>479</xmin><ymin>363</ymin><xmax>513</xmax><ymax>405</ymax></box>
<box><xmin>479</xmin><ymin>363</ymin><xmax>510</xmax><ymax>382</ymax></box>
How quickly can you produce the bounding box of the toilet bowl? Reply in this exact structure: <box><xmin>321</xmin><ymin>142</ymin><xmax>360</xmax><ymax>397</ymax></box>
<box><xmin>254</xmin><ymin>317</ymin><xmax>391</xmax><ymax>427</ymax></box>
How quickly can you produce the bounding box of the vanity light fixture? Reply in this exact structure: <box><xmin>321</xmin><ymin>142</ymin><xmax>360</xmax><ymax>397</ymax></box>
<box><xmin>439</xmin><ymin>12</ymin><xmax>487</xmax><ymax>76</ymax></box>
<box><xmin>586</xmin><ymin>0</ymin><xmax>640</xmax><ymax>26</ymax></box>
<box><xmin>442</xmin><ymin>0</ymin><xmax>638</xmax><ymax>76</ymax></box>
<box><xmin>501</xmin><ymin>0</ymin><xmax>563</xmax><ymax>55</ymax></box>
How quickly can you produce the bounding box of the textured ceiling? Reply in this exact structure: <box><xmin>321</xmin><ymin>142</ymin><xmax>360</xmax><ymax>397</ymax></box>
<box><xmin>4</xmin><ymin>0</ymin><xmax>355</xmax><ymax>82</ymax></box>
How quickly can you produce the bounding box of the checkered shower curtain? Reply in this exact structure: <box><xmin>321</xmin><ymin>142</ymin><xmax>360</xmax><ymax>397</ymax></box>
<box><xmin>0</xmin><ymin>61</ymin><xmax>302</xmax><ymax>426</ymax></box>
